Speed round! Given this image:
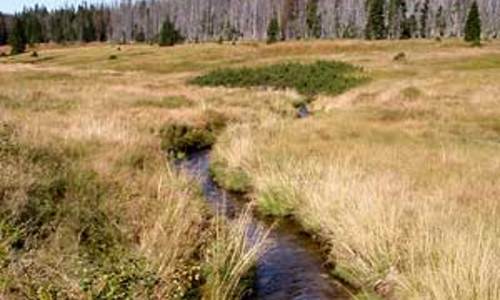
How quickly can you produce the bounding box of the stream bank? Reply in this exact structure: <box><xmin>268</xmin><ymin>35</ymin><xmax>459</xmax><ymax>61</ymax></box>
<box><xmin>175</xmin><ymin>105</ymin><xmax>352</xmax><ymax>299</ymax></box>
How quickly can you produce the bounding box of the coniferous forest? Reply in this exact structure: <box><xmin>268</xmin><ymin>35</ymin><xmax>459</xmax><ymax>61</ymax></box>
<box><xmin>0</xmin><ymin>0</ymin><xmax>499</xmax><ymax>48</ymax></box>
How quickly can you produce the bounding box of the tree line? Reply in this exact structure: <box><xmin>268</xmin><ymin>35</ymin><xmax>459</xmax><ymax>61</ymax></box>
<box><xmin>0</xmin><ymin>0</ymin><xmax>490</xmax><ymax>54</ymax></box>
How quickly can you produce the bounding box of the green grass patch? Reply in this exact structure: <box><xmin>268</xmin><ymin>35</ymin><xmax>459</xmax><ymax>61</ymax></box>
<box><xmin>400</xmin><ymin>86</ymin><xmax>423</xmax><ymax>101</ymax></box>
<box><xmin>191</xmin><ymin>60</ymin><xmax>367</xmax><ymax>97</ymax></box>
<box><xmin>209</xmin><ymin>161</ymin><xmax>251</xmax><ymax>194</ymax></box>
<box><xmin>256</xmin><ymin>185</ymin><xmax>296</xmax><ymax>217</ymax></box>
<box><xmin>0</xmin><ymin>94</ymin><xmax>76</xmax><ymax>112</ymax></box>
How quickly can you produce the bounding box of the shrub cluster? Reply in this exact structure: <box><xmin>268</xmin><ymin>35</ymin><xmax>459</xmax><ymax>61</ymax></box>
<box><xmin>160</xmin><ymin>111</ymin><xmax>227</xmax><ymax>157</ymax></box>
<box><xmin>191</xmin><ymin>61</ymin><xmax>366</xmax><ymax>97</ymax></box>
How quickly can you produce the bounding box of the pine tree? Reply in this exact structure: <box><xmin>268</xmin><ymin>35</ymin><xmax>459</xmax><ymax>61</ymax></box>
<box><xmin>398</xmin><ymin>0</ymin><xmax>411</xmax><ymax>39</ymax></box>
<box><xmin>306</xmin><ymin>0</ymin><xmax>321</xmax><ymax>39</ymax></box>
<box><xmin>159</xmin><ymin>18</ymin><xmax>182</xmax><ymax>47</ymax></box>
<box><xmin>387</xmin><ymin>0</ymin><xmax>399</xmax><ymax>39</ymax></box>
<box><xmin>9</xmin><ymin>17</ymin><xmax>27</xmax><ymax>55</ymax></box>
<box><xmin>419</xmin><ymin>0</ymin><xmax>430</xmax><ymax>38</ymax></box>
<box><xmin>435</xmin><ymin>5</ymin><xmax>446</xmax><ymax>37</ymax></box>
<box><xmin>267</xmin><ymin>15</ymin><xmax>280</xmax><ymax>44</ymax></box>
<box><xmin>134</xmin><ymin>26</ymin><xmax>146</xmax><ymax>42</ymax></box>
<box><xmin>464</xmin><ymin>1</ymin><xmax>481</xmax><ymax>43</ymax></box>
<box><xmin>0</xmin><ymin>13</ymin><xmax>8</xmax><ymax>45</ymax></box>
<box><xmin>365</xmin><ymin>0</ymin><xmax>387</xmax><ymax>40</ymax></box>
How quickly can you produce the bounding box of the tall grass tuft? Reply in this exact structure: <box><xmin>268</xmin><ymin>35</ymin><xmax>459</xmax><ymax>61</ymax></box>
<box><xmin>204</xmin><ymin>209</ymin><xmax>268</xmax><ymax>300</ymax></box>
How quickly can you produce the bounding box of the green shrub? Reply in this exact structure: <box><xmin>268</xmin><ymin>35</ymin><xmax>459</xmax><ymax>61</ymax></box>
<box><xmin>393</xmin><ymin>52</ymin><xmax>406</xmax><ymax>62</ymax></box>
<box><xmin>160</xmin><ymin>112</ymin><xmax>227</xmax><ymax>157</ymax></box>
<box><xmin>191</xmin><ymin>61</ymin><xmax>366</xmax><ymax>97</ymax></box>
<box><xmin>160</xmin><ymin>124</ymin><xmax>216</xmax><ymax>156</ymax></box>
<box><xmin>109</xmin><ymin>54</ymin><xmax>118</xmax><ymax>60</ymax></box>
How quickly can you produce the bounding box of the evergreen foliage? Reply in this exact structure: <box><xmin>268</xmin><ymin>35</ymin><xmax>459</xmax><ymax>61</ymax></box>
<box><xmin>24</xmin><ymin>9</ymin><xmax>45</xmax><ymax>45</ymax></box>
<box><xmin>419</xmin><ymin>0</ymin><xmax>430</xmax><ymax>38</ymax></box>
<box><xmin>134</xmin><ymin>25</ymin><xmax>146</xmax><ymax>42</ymax></box>
<box><xmin>0</xmin><ymin>13</ymin><xmax>8</xmax><ymax>45</ymax></box>
<box><xmin>465</xmin><ymin>1</ymin><xmax>481</xmax><ymax>43</ymax></box>
<box><xmin>192</xmin><ymin>61</ymin><xmax>366</xmax><ymax>97</ymax></box>
<box><xmin>306</xmin><ymin>0</ymin><xmax>321</xmax><ymax>39</ymax></box>
<box><xmin>435</xmin><ymin>6</ymin><xmax>446</xmax><ymax>37</ymax></box>
<box><xmin>365</xmin><ymin>0</ymin><xmax>387</xmax><ymax>40</ymax></box>
<box><xmin>159</xmin><ymin>18</ymin><xmax>183</xmax><ymax>47</ymax></box>
<box><xmin>267</xmin><ymin>15</ymin><xmax>280</xmax><ymax>44</ymax></box>
<box><xmin>8</xmin><ymin>17</ymin><xmax>27</xmax><ymax>55</ymax></box>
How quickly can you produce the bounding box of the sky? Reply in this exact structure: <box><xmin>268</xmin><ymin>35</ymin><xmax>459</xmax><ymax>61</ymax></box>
<box><xmin>0</xmin><ymin>0</ymin><xmax>111</xmax><ymax>14</ymax></box>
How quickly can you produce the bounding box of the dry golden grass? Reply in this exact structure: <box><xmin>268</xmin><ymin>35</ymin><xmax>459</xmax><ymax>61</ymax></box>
<box><xmin>211</xmin><ymin>40</ymin><xmax>500</xmax><ymax>299</ymax></box>
<box><xmin>2</xmin><ymin>39</ymin><xmax>500</xmax><ymax>299</ymax></box>
<box><xmin>0</xmin><ymin>42</ymin><xmax>277</xmax><ymax>299</ymax></box>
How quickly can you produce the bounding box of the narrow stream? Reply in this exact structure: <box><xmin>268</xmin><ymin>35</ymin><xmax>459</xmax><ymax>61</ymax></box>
<box><xmin>177</xmin><ymin>147</ymin><xmax>351</xmax><ymax>299</ymax></box>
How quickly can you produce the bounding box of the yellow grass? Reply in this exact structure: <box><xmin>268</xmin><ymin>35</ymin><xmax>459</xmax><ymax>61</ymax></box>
<box><xmin>211</xmin><ymin>40</ymin><xmax>500</xmax><ymax>299</ymax></box>
<box><xmin>2</xmin><ymin>39</ymin><xmax>500</xmax><ymax>299</ymax></box>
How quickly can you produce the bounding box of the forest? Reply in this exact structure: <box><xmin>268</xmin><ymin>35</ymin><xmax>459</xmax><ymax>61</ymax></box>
<box><xmin>0</xmin><ymin>0</ymin><xmax>499</xmax><ymax>48</ymax></box>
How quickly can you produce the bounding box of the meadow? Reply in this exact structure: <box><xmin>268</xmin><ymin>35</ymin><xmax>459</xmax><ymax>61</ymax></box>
<box><xmin>1</xmin><ymin>39</ymin><xmax>500</xmax><ymax>299</ymax></box>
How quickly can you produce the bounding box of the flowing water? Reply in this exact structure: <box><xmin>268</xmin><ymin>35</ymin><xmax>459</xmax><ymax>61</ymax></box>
<box><xmin>178</xmin><ymin>149</ymin><xmax>350</xmax><ymax>300</ymax></box>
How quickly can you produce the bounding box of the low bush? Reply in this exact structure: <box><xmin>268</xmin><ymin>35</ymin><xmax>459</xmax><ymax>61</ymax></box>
<box><xmin>160</xmin><ymin>124</ymin><xmax>216</xmax><ymax>156</ymax></box>
<box><xmin>109</xmin><ymin>54</ymin><xmax>118</xmax><ymax>60</ymax></box>
<box><xmin>191</xmin><ymin>61</ymin><xmax>366</xmax><ymax>97</ymax></box>
<box><xmin>160</xmin><ymin>112</ymin><xmax>227</xmax><ymax>157</ymax></box>
<box><xmin>393</xmin><ymin>52</ymin><xmax>406</xmax><ymax>62</ymax></box>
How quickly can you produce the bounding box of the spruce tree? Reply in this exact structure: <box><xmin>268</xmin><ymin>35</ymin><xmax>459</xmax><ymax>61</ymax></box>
<box><xmin>419</xmin><ymin>0</ymin><xmax>430</xmax><ymax>38</ymax></box>
<box><xmin>435</xmin><ymin>6</ymin><xmax>446</xmax><ymax>37</ymax></box>
<box><xmin>464</xmin><ymin>1</ymin><xmax>481</xmax><ymax>43</ymax></box>
<box><xmin>0</xmin><ymin>13</ymin><xmax>8</xmax><ymax>46</ymax></box>
<box><xmin>365</xmin><ymin>0</ymin><xmax>387</xmax><ymax>40</ymax></box>
<box><xmin>8</xmin><ymin>17</ymin><xmax>27</xmax><ymax>55</ymax></box>
<box><xmin>387</xmin><ymin>0</ymin><xmax>399</xmax><ymax>39</ymax></box>
<box><xmin>267</xmin><ymin>15</ymin><xmax>280</xmax><ymax>44</ymax></box>
<box><xmin>306</xmin><ymin>0</ymin><xmax>321</xmax><ymax>39</ymax></box>
<box><xmin>159</xmin><ymin>18</ymin><xmax>182</xmax><ymax>47</ymax></box>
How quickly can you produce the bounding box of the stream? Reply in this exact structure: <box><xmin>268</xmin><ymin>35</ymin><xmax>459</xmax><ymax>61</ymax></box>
<box><xmin>178</xmin><ymin>153</ymin><xmax>350</xmax><ymax>300</ymax></box>
<box><xmin>176</xmin><ymin>106</ymin><xmax>350</xmax><ymax>299</ymax></box>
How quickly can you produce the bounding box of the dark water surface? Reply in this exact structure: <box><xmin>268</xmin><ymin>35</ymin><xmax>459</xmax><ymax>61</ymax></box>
<box><xmin>177</xmin><ymin>150</ymin><xmax>350</xmax><ymax>300</ymax></box>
